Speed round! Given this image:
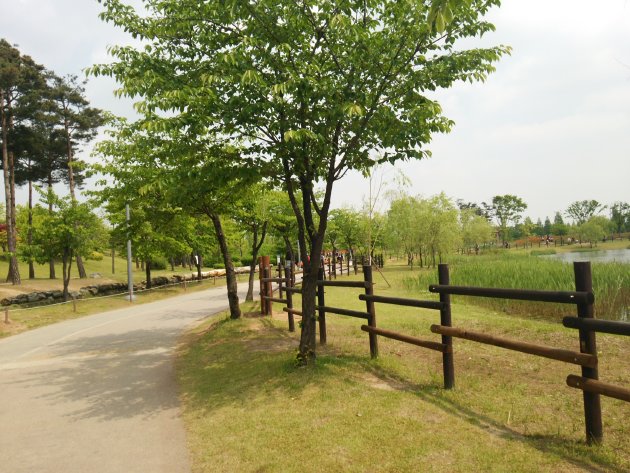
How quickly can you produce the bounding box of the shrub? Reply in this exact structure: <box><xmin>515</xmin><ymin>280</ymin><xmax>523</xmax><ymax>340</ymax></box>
<box><xmin>87</xmin><ymin>251</ymin><xmax>105</xmax><ymax>261</ymax></box>
<box><xmin>151</xmin><ymin>257</ymin><xmax>168</xmax><ymax>270</ymax></box>
<box><xmin>213</xmin><ymin>263</ymin><xmax>225</xmax><ymax>269</ymax></box>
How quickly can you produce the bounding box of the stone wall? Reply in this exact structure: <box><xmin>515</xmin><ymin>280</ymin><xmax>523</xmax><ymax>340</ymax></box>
<box><xmin>1</xmin><ymin>266</ymin><xmax>252</xmax><ymax>307</ymax></box>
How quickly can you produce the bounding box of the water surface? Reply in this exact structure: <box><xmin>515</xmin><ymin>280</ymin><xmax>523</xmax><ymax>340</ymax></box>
<box><xmin>542</xmin><ymin>249</ymin><xmax>630</xmax><ymax>264</ymax></box>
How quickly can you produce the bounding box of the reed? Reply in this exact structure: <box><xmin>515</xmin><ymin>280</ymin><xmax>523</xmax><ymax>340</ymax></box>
<box><xmin>404</xmin><ymin>253</ymin><xmax>629</xmax><ymax>320</ymax></box>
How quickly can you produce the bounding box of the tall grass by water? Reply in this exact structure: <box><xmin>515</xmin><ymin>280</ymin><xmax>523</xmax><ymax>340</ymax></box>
<box><xmin>403</xmin><ymin>252</ymin><xmax>629</xmax><ymax>320</ymax></box>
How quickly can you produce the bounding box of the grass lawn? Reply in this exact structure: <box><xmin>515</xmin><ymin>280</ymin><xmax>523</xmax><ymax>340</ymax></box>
<box><xmin>177</xmin><ymin>264</ymin><xmax>630</xmax><ymax>472</ymax></box>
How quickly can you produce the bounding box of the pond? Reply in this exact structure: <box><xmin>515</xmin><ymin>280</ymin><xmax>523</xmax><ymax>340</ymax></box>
<box><xmin>541</xmin><ymin>248</ymin><xmax>630</xmax><ymax>264</ymax></box>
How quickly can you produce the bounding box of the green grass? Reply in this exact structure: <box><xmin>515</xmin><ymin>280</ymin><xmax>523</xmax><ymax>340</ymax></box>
<box><xmin>177</xmin><ymin>266</ymin><xmax>630</xmax><ymax>472</ymax></box>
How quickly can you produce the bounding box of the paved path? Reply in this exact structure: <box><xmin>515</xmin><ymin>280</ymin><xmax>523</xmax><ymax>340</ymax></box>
<box><xmin>0</xmin><ymin>282</ymin><xmax>250</xmax><ymax>473</ymax></box>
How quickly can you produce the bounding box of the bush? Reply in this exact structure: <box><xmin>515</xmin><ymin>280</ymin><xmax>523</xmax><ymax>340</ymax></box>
<box><xmin>87</xmin><ymin>251</ymin><xmax>105</xmax><ymax>261</ymax></box>
<box><xmin>213</xmin><ymin>263</ymin><xmax>225</xmax><ymax>269</ymax></box>
<box><xmin>151</xmin><ymin>257</ymin><xmax>168</xmax><ymax>270</ymax></box>
<box><xmin>240</xmin><ymin>257</ymin><xmax>253</xmax><ymax>267</ymax></box>
<box><xmin>232</xmin><ymin>259</ymin><xmax>242</xmax><ymax>267</ymax></box>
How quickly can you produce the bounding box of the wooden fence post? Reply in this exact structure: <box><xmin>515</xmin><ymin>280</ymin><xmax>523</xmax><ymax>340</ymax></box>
<box><xmin>317</xmin><ymin>267</ymin><xmax>327</xmax><ymax>344</ymax></box>
<box><xmin>277</xmin><ymin>264</ymin><xmax>284</xmax><ymax>299</ymax></box>
<box><xmin>264</xmin><ymin>266</ymin><xmax>273</xmax><ymax>315</ymax></box>
<box><xmin>259</xmin><ymin>256</ymin><xmax>265</xmax><ymax>315</ymax></box>
<box><xmin>328</xmin><ymin>258</ymin><xmax>332</xmax><ymax>280</ymax></box>
<box><xmin>285</xmin><ymin>262</ymin><xmax>295</xmax><ymax>332</ymax></box>
<box><xmin>574</xmin><ymin>261</ymin><xmax>603</xmax><ymax>444</ymax></box>
<box><xmin>438</xmin><ymin>264</ymin><xmax>455</xmax><ymax>389</ymax></box>
<box><xmin>363</xmin><ymin>265</ymin><xmax>378</xmax><ymax>358</ymax></box>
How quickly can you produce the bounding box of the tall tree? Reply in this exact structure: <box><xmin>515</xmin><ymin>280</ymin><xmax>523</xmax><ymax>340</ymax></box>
<box><xmin>93</xmin><ymin>0</ymin><xmax>509</xmax><ymax>363</ymax></box>
<box><xmin>0</xmin><ymin>39</ymin><xmax>46</xmax><ymax>284</ymax></box>
<box><xmin>565</xmin><ymin>200</ymin><xmax>605</xmax><ymax>226</ymax></box>
<box><xmin>609</xmin><ymin>202</ymin><xmax>630</xmax><ymax>236</ymax></box>
<box><xmin>12</xmin><ymin>122</ymin><xmax>49</xmax><ymax>278</ymax></box>
<box><xmin>490</xmin><ymin>194</ymin><xmax>527</xmax><ymax>246</ymax></box>
<box><xmin>95</xmin><ymin>121</ymin><xmax>252</xmax><ymax>319</ymax></box>
<box><xmin>233</xmin><ymin>184</ymin><xmax>269</xmax><ymax>301</ymax></box>
<box><xmin>329</xmin><ymin>208</ymin><xmax>362</xmax><ymax>273</ymax></box>
<box><xmin>48</xmin><ymin>74</ymin><xmax>104</xmax><ymax>278</ymax></box>
<box><xmin>460</xmin><ymin>207</ymin><xmax>493</xmax><ymax>254</ymax></box>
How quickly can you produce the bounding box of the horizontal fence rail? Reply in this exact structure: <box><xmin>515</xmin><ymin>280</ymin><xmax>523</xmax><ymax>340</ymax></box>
<box><xmin>262</xmin><ymin>296</ymin><xmax>287</xmax><ymax>304</ymax></box>
<box><xmin>428</xmin><ymin>285</ymin><xmax>594</xmax><ymax>305</ymax></box>
<box><xmin>260</xmin><ymin>277</ymin><xmax>290</xmax><ymax>283</ymax></box>
<box><xmin>317</xmin><ymin>280</ymin><xmax>370</xmax><ymax>288</ymax></box>
<box><xmin>283</xmin><ymin>307</ymin><xmax>303</xmax><ymax>317</ymax></box>
<box><xmin>317</xmin><ymin>306</ymin><xmax>370</xmax><ymax>319</ymax></box>
<box><xmin>567</xmin><ymin>375</ymin><xmax>630</xmax><ymax>403</ymax></box>
<box><xmin>430</xmin><ymin>324</ymin><xmax>598</xmax><ymax>368</ymax></box>
<box><xmin>359</xmin><ymin>294</ymin><xmax>445</xmax><ymax>311</ymax></box>
<box><xmin>562</xmin><ymin>317</ymin><xmax>630</xmax><ymax>337</ymax></box>
<box><xmin>361</xmin><ymin>325</ymin><xmax>449</xmax><ymax>353</ymax></box>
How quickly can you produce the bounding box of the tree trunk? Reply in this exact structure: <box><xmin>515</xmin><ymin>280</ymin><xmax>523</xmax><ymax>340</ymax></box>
<box><xmin>145</xmin><ymin>260</ymin><xmax>152</xmax><ymax>289</ymax></box>
<box><xmin>246</xmin><ymin>222</ymin><xmax>267</xmax><ymax>302</ymax></box>
<box><xmin>76</xmin><ymin>255</ymin><xmax>87</xmax><ymax>278</ymax></box>
<box><xmin>1</xmin><ymin>91</ymin><xmax>20</xmax><ymax>285</ymax></box>
<box><xmin>63</xmin><ymin>119</ymin><xmax>87</xmax><ymax>279</ymax></box>
<box><xmin>210</xmin><ymin>213</ymin><xmax>241</xmax><ymax>319</ymax></box>
<box><xmin>298</xmin><ymin>253</ymin><xmax>320</xmax><ymax>364</ymax></box>
<box><xmin>283</xmin><ymin>236</ymin><xmax>295</xmax><ymax>266</ymax></box>
<box><xmin>169</xmin><ymin>257</ymin><xmax>174</xmax><ymax>272</ymax></box>
<box><xmin>48</xmin><ymin>175</ymin><xmax>56</xmax><ymax>279</ymax></box>
<box><xmin>28</xmin><ymin>177</ymin><xmax>35</xmax><ymax>279</ymax></box>
<box><xmin>111</xmin><ymin>248</ymin><xmax>115</xmax><ymax>274</ymax></box>
<box><xmin>62</xmin><ymin>248</ymin><xmax>72</xmax><ymax>301</ymax></box>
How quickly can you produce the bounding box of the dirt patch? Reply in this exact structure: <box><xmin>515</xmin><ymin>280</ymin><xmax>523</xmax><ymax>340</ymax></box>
<box><xmin>0</xmin><ymin>320</ymin><xmax>27</xmax><ymax>338</ymax></box>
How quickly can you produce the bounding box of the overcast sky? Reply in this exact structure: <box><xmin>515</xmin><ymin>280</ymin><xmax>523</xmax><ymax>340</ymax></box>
<box><xmin>1</xmin><ymin>0</ymin><xmax>629</xmax><ymax>222</ymax></box>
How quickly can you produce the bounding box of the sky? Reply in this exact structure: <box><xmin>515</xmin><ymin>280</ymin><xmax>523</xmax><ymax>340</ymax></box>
<box><xmin>1</xmin><ymin>0</ymin><xmax>629</xmax><ymax>223</ymax></box>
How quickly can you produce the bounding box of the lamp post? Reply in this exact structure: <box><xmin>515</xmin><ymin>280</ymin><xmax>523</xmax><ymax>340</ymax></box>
<box><xmin>126</xmin><ymin>204</ymin><xmax>134</xmax><ymax>302</ymax></box>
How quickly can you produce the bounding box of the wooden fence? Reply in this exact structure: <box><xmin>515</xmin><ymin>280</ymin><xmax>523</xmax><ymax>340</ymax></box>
<box><xmin>260</xmin><ymin>258</ymin><xmax>629</xmax><ymax>445</ymax></box>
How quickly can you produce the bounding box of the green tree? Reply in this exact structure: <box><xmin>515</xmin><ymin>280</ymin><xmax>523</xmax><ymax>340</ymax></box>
<box><xmin>93</xmin><ymin>0</ymin><xmax>509</xmax><ymax>362</ymax></box>
<box><xmin>387</xmin><ymin>196</ymin><xmax>419</xmax><ymax>268</ymax></box>
<box><xmin>460</xmin><ymin>208</ymin><xmax>493</xmax><ymax>254</ymax></box>
<box><xmin>232</xmin><ymin>184</ymin><xmax>270</xmax><ymax>301</ymax></box>
<box><xmin>0</xmin><ymin>39</ymin><xmax>47</xmax><ymax>284</ymax></box>
<box><xmin>267</xmin><ymin>191</ymin><xmax>299</xmax><ymax>265</ymax></box>
<box><xmin>490</xmin><ymin>195</ymin><xmax>527</xmax><ymax>246</ymax></box>
<box><xmin>565</xmin><ymin>200</ymin><xmax>605</xmax><ymax>225</ymax></box>
<box><xmin>577</xmin><ymin>218</ymin><xmax>607</xmax><ymax>248</ymax></box>
<box><xmin>48</xmin><ymin>74</ymin><xmax>105</xmax><ymax>278</ymax></box>
<box><xmin>609</xmin><ymin>202</ymin><xmax>630</xmax><ymax>236</ymax></box>
<box><xmin>329</xmin><ymin>207</ymin><xmax>362</xmax><ymax>274</ymax></box>
<box><xmin>32</xmin><ymin>191</ymin><xmax>103</xmax><ymax>300</ymax></box>
<box><xmin>95</xmin><ymin>121</ymin><xmax>255</xmax><ymax>319</ymax></box>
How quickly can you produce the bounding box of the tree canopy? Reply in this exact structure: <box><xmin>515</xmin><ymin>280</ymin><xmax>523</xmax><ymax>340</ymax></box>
<box><xmin>92</xmin><ymin>0</ymin><xmax>509</xmax><ymax>362</ymax></box>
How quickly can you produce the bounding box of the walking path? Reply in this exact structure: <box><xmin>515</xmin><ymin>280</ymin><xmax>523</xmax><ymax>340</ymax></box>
<box><xmin>0</xmin><ymin>282</ymin><xmax>250</xmax><ymax>473</ymax></box>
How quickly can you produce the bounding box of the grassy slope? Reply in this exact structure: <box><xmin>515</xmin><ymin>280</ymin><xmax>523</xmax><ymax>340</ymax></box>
<box><xmin>177</xmin><ymin>265</ymin><xmax>630</xmax><ymax>473</ymax></box>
